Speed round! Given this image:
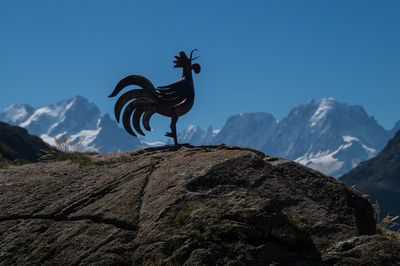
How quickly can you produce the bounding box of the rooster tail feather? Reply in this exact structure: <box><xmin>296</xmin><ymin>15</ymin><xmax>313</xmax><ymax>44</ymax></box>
<box><xmin>111</xmin><ymin>75</ymin><xmax>158</xmax><ymax>137</ymax></box>
<box><xmin>132</xmin><ymin>108</ymin><xmax>146</xmax><ymax>136</ymax></box>
<box><xmin>122</xmin><ymin>101</ymin><xmax>141</xmax><ymax>137</ymax></box>
<box><xmin>114</xmin><ymin>89</ymin><xmax>152</xmax><ymax>123</ymax></box>
<box><xmin>142</xmin><ymin>110</ymin><xmax>155</xmax><ymax>131</ymax></box>
<box><xmin>122</xmin><ymin>100</ymin><xmax>155</xmax><ymax>137</ymax></box>
<box><xmin>109</xmin><ymin>75</ymin><xmax>156</xmax><ymax>98</ymax></box>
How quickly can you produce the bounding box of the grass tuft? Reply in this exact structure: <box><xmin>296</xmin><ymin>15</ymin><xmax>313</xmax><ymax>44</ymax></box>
<box><xmin>55</xmin><ymin>152</ymin><xmax>92</xmax><ymax>166</ymax></box>
<box><xmin>54</xmin><ymin>152</ymin><xmax>137</xmax><ymax>166</ymax></box>
<box><xmin>373</xmin><ymin>200</ymin><xmax>399</xmax><ymax>231</ymax></box>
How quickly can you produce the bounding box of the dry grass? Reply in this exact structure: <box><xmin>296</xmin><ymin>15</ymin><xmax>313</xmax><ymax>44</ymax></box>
<box><xmin>372</xmin><ymin>200</ymin><xmax>399</xmax><ymax>231</ymax></box>
<box><xmin>40</xmin><ymin>136</ymin><xmax>136</xmax><ymax>166</ymax></box>
<box><xmin>377</xmin><ymin>225</ymin><xmax>400</xmax><ymax>244</ymax></box>
<box><xmin>54</xmin><ymin>136</ymin><xmax>85</xmax><ymax>153</ymax></box>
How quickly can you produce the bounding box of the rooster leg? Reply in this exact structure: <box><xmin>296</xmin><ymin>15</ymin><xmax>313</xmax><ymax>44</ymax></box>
<box><xmin>165</xmin><ymin>113</ymin><xmax>179</xmax><ymax>146</ymax></box>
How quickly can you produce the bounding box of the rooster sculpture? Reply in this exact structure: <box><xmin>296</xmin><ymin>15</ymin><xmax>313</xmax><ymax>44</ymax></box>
<box><xmin>108</xmin><ymin>50</ymin><xmax>201</xmax><ymax>146</ymax></box>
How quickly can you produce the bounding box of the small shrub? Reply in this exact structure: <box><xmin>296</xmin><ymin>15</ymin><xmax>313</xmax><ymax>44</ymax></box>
<box><xmin>373</xmin><ymin>200</ymin><xmax>399</xmax><ymax>230</ymax></box>
<box><xmin>54</xmin><ymin>136</ymin><xmax>85</xmax><ymax>153</ymax></box>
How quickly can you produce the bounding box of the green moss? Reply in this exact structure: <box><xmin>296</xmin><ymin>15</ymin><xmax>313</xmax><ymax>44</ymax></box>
<box><xmin>269</xmin><ymin>228</ymin><xmax>286</xmax><ymax>241</ymax></box>
<box><xmin>202</xmin><ymin>148</ymin><xmax>215</xmax><ymax>153</ymax></box>
<box><xmin>266</xmin><ymin>223</ymin><xmax>314</xmax><ymax>251</ymax></box>
<box><xmin>287</xmin><ymin>214</ymin><xmax>303</xmax><ymax>229</ymax></box>
<box><xmin>188</xmin><ymin>228</ymin><xmax>222</xmax><ymax>242</ymax></box>
<box><xmin>175</xmin><ymin>201</ymin><xmax>203</xmax><ymax>228</ymax></box>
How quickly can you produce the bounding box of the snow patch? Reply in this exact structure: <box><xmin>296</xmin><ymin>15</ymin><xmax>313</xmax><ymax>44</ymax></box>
<box><xmin>310</xmin><ymin>98</ymin><xmax>335</xmax><ymax>127</ymax></box>
<box><xmin>68</xmin><ymin>129</ymin><xmax>101</xmax><ymax>152</ymax></box>
<box><xmin>3</xmin><ymin>105</ymin><xmax>29</xmax><ymax>122</ymax></box>
<box><xmin>142</xmin><ymin>140</ymin><xmax>165</xmax><ymax>147</ymax></box>
<box><xmin>186</xmin><ymin>125</ymin><xmax>197</xmax><ymax>131</ymax></box>
<box><xmin>40</xmin><ymin>134</ymin><xmax>57</xmax><ymax>146</ymax></box>
<box><xmin>343</xmin><ymin>135</ymin><xmax>376</xmax><ymax>157</ymax></box>
<box><xmin>19</xmin><ymin>105</ymin><xmax>65</xmax><ymax>128</ymax></box>
<box><xmin>343</xmin><ymin>135</ymin><xmax>359</xmax><ymax>142</ymax></box>
<box><xmin>295</xmin><ymin>151</ymin><xmax>344</xmax><ymax>176</ymax></box>
<box><xmin>362</xmin><ymin>144</ymin><xmax>376</xmax><ymax>157</ymax></box>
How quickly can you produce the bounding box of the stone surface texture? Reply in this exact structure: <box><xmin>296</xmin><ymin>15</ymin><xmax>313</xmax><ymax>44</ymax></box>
<box><xmin>0</xmin><ymin>145</ymin><xmax>399</xmax><ymax>265</ymax></box>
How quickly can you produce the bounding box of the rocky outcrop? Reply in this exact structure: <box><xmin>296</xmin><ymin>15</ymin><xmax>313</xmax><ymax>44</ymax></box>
<box><xmin>0</xmin><ymin>122</ymin><xmax>52</xmax><ymax>164</ymax></box>
<box><xmin>0</xmin><ymin>145</ymin><xmax>399</xmax><ymax>265</ymax></box>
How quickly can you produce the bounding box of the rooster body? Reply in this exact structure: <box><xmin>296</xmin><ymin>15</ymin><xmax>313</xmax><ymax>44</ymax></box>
<box><xmin>108</xmin><ymin>50</ymin><xmax>200</xmax><ymax>146</ymax></box>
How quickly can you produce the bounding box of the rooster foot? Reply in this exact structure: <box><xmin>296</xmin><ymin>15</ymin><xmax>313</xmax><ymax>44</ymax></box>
<box><xmin>165</xmin><ymin>132</ymin><xmax>174</xmax><ymax>138</ymax></box>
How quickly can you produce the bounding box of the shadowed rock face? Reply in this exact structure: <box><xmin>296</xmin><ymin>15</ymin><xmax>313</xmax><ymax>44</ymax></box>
<box><xmin>0</xmin><ymin>145</ymin><xmax>398</xmax><ymax>265</ymax></box>
<box><xmin>0</xmin><ymin>122</ymin><xmax>52</xmax><ymax>163</ymax></box>
<box><xmin>340</xmin><ymin>130</ymin><xmax>400</xmax><ymax>231</ymax></box>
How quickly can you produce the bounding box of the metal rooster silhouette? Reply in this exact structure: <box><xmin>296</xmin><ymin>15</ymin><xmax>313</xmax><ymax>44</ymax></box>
<box><xmin>108</xmin><ymin>50</ymin><xmax>200</xmax><ymax>146</ymax></box>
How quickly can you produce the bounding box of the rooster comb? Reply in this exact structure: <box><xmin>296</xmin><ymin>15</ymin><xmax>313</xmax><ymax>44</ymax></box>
<box><xmin>173</xmin><ymin>49</ymin><xmax>199</xmax><ymax>67</ymax></box>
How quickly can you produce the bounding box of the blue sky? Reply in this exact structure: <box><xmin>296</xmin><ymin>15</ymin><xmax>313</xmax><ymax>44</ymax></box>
<box><xmin>1</xmin><ymin>1</ymin><xmax>399</xmax><ymax>141</ymax></box>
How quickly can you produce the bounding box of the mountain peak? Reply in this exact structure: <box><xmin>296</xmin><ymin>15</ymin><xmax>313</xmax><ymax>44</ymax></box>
<box><xmin>178</xmin><ymin>125</ymin><xmax>217</xmax><ymax>145</ymax></box>
<box><xmin>0</xmin><ymin>103</ymin><xmax>35</xmax><ymax>124</ymax></box>
<box><xmin>391</xmin><ymin>120</ymin><xmax>400</xmax><ymax>135</ymax></box>
<box><xmin>318</xmin><ymin>97</ymin><xmax>336</xmax><ymax>103</ymax></box>
<box><xmin>0</xmin><ymin>96</ymin><xmax>143</xmax><ymax>153</ymax></box>
<box><xmin>309</xmin><ymin>98</ymin><xmax>337</xmax><ymax>127</ymax></box>
<box><xmin>180</xmin><ymin>98</ymin><xmax>392</xmax><ymax>177</ymax></box>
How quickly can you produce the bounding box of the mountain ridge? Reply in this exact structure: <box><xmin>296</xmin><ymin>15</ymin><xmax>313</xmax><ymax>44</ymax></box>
<box><xmin>1</xmin><ymin>96</ymin><xmax>397</xmax><ymax>177</ymax></box>
<box><xmin>180</xmin><ymin>98</ymin><xmax>397</xmax><ymax>177</ymax></box>
<box><xmin>0</xmin><ymin>121</ymin><xmax>52</xmax><ymax>164</ymax></box>
<box><xmin>0</xmin><ymin>96</ymin><xmax>144</xmax><ymax>153</ymax></box>
<box><xmin>340</xmin><ymin>130</ymin><xmax>400</xmax><ymax>230</ymax></box>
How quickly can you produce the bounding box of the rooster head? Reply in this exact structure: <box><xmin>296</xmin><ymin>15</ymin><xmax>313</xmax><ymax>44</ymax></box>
<box><xmin>173</xmin><ymin>49</ymin><xmax>201</xmax><ymax>74</ymax></box>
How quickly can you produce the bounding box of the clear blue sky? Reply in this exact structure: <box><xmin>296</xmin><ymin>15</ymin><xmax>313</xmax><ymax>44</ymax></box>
<box><xmin>1</xmin><ymin>1</ymin><xmax>399</xmax><ymax>141</ymax></box>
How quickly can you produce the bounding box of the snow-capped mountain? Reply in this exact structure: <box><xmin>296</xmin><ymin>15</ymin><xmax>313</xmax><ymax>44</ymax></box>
<box><xmin>2</xmin><ymin>96</ymin><xmax>398</xmax><ymax>177</ymax></box>
<box><xmin>180</xmin><ymin>98</ymin><xmax>399</xmax><ymax>177</ymax></box>
<box><xmin>263</xmin><ymin>98</ymin><xmax>392</xmax><ymax>177</ymax></box>
<box><xmin>178</xmin><ymin>125</ymin><xmax>219</xmax><ymax>145</ymax></box>
<box><xmin>0</xmin><ymin>96</ymin><xmax>143</xmax><ymax>153</ymax></box>
<box><xmin>0</xmin><ymin>104</ymin><xmax>35</xmax><ymax>125</ymax></box>
<box><xmin>212</xmin><ymin>112</ymin><xmax>278</xmax><ymax>150</ymax></box>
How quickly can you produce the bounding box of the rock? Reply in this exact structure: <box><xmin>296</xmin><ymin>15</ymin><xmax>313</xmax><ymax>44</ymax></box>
<box><xmin>0</xmin><ymin>122</ymin><xmax>53</xmax><ymax>164</ymax></box>
<box><xmin>0</xmin><ymin>144</ymin><xmax>398</xmax><ymax>265</ymax></box>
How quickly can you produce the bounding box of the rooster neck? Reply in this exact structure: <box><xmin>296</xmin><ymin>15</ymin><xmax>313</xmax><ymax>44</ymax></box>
<box><xmin>181</xmin><ymin>67</ymin><xmax>193</xmax><ymax>83</ymax></box>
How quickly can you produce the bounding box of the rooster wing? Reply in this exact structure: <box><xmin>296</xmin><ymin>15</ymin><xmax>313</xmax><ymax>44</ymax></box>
<box><xmin>157</xmin><ymin>79</ymin><xmax>192</xmax><ymax>108</ymax></box>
